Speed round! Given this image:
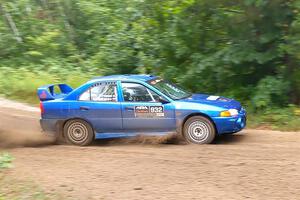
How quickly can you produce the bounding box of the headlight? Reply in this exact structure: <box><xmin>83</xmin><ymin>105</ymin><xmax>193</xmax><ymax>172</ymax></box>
<box><xmin>220</xmin><ymin>109</ymin><xmax>239</xmax><ymax>117</ymax></box>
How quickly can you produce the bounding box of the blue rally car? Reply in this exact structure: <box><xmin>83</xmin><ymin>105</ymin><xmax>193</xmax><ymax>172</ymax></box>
<box><xmin>37</xmin><ymin>74</ymin><xmax>246</xmax><ymax>146</ymax></box>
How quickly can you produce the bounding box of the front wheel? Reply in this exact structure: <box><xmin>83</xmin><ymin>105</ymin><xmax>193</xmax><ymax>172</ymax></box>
<box><xmin>183</xmin><ymin>116</ymin><xmax>216</xmax><ymax>144</ymax></box>
<box><xmin>63</xmin><ymin>119</ymin><xmax>94</xmax><ymax>146</ymax></box>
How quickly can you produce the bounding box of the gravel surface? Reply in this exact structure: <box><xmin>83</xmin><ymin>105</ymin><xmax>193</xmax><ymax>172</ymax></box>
<box><xmin>0</xmin><ymin>99</ymin><xmax>299</xmax><ymax>200</ymax></box>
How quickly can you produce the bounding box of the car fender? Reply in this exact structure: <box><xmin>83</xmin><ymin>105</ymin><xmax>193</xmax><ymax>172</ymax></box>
<box><xmin>173</xmin><ymin>101</ymin><xmax>222</xmax><ymax>134</ymax></box>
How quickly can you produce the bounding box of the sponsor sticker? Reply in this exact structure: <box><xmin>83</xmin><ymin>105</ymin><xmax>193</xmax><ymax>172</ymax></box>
<box><xmin>134</xmin><ymin>106</ymin><xmax>164</xmax><ymax>118</ymax></box>
<box><xmin>150</xmin><ymin>79</ymin><xmax>162</xmax><ymax>85</ymax></box>
<box><xmin>39</xmin><ymin>91</ymin><xmax>48</xmax><ymax>99</ymax></box>
<box><xmin>92</xmin><ymin>82</ymin><xmax>117</xmax><ymax>87</ymax></box>
<box><xmin>207</xmin><ymin>96</ymin><xmax>219</xmax><ymax>101</ymax></box>
<box><xmin>135</xmin><ymin>106</ymin><xmax>149</xmax><ymax>113</ymax></box>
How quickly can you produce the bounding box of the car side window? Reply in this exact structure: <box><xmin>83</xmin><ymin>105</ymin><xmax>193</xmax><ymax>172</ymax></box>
<box><xmin>121</xmin><ymin>82</ymin><xmax>160</xmax><ymax>102</ymax></box>
<box><xmin>79</xmin><ymin>83</ymin><xmax>117</xmax><ymax>102</ymax></box>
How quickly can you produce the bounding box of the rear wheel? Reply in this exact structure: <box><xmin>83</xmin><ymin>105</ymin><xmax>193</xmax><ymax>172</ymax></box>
<box><xmin>63</xmin><ymin>119</ymin><xmax>94</xmax><ymax>146</ymax></box>
<box><xmin>183</xmin><ymin>116</ymin><xmax>216</xmax><ymax>144</ymax></box>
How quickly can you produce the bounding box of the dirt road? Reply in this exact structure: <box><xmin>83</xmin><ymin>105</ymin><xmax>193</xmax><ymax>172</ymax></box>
<box><xmin>0</xmin><ymin>98</ymin><xmax>299</xmax><ymax>200</ymax></box>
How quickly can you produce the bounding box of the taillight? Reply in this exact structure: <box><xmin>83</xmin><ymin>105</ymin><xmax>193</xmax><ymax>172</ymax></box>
<box><xmin>40</xmin><ymin>102</ymin><xmax>44</xmax><ymax>114</ymax></box>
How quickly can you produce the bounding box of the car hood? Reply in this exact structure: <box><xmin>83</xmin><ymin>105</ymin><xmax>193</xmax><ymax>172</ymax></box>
<box><xmin>179</xmin><ymin>94</ymin><xmax>242</xmax><ymax>110</ymax></box>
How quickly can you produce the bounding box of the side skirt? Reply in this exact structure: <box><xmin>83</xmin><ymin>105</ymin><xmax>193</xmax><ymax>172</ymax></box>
<box><xmin>95</xmin><ymin>131</ymin><xmax>176</xmax><ymax>139</ymax></box>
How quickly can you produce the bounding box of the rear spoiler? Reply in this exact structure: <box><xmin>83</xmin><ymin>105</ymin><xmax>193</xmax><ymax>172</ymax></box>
<box><xmin>37</xmin><ymin>84</ymin><xmax>73</xmax><ymax>101</ymax></box>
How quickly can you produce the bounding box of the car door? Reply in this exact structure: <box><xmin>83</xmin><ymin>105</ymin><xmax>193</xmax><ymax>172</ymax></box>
<box><xmin>120</xmin><ymin>82</ymin><xmax>176</xmax><ymax>132</ymax></box>
<box><xmin>73</xmin><ymin>81</ymin><xmax>122</xmax><ymax>133</ymax></box>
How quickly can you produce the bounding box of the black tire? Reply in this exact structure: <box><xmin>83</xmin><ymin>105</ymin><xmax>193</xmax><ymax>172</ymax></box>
<box><xmin>63</xmin><ymin>119</ymin><xmax>94</xmax><ymax>146</ymax></box>
<box><xmin>183</xmin><ymin>116</ymin><xmax>216</xmax><ymax>144</ymax></box>
<box><xmin>54</xmin><ymin>131</ymin><xmax>66</xmax><ymax>145</ymax></box>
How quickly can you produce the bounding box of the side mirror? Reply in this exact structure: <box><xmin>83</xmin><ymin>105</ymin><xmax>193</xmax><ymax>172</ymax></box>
<box><xmin>159</xmin><ymin>96</ymin><xmax>169</xmax><ymax>104</ymax></box>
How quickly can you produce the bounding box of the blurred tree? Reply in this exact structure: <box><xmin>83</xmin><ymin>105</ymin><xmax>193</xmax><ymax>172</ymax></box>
<box><xmin>0</xmin><ymin>0</ymin><xmax>299</xmax><ymax>107</ymax></box>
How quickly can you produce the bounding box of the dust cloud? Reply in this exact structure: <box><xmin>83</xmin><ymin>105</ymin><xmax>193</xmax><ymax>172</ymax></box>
<box><xmin>0</xmin><ymin>106</ymin><xmax>55</xmax><ymax>148</ymax></box>
<box><xmin>0</xmin><ymin>129</ymin><xmax>55</xmax><ymax>148</ymax></box>
<box><xmin>93</xmin><ymin>133</ymin><xmax>186</xmax><ymax>146</ymax></box>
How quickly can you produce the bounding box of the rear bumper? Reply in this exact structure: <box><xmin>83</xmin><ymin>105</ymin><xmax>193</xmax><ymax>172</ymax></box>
<box><xmin>212</xmin><ymin>114</ymin><xmax>246</xmax><ymax>135</ymax></box>
<box><xmin>40</xmin><ymin>119</ymin><xmax>61</xmax><ymax>135</ymax></box>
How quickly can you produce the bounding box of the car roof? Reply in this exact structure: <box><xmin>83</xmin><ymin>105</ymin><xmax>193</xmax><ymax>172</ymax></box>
<box><xmin>88</xmin><ymin>74</ymin><xmax>158</xmax><ymax>83</ymax></box>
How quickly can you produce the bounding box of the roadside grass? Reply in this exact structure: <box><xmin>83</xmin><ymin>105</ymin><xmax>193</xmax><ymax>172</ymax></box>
<box><xmin>247</xmin><ymin>106</ymin><xmax>300</xmax><ymax>131</ymax></box>
<box><xmin>0</xmin><ymin>153</ymin><xmax>13</xmax><ymax>170</ymax></box>
<box><xmin>0</xmin><ymin>68</ymin><xmax>299</xmax><ymax>131</ymax></box>
<box><xmin>0</xmin><ymin>68</ymin><xmax>92</xmax><ymax>104</ymax></box>
<box><xmin>0</xmin><ymin>152</ymin><xmax>62</xmax><ymax>200</ymax></box>
<box><xmin>0</xmin><ymin>174</ymin><xmax>62</xmax><ymax>200</ymax></box>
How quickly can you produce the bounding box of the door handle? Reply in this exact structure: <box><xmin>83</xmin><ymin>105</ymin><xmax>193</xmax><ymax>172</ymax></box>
<box><xmin>125</xmin><ymin>107</ymin><xmax>134</xmax><ymax>111</ymax></box>
<box><xmin>80</xmin><ymin>106</ymin><xmax>90</xmax><ymax>111</ymax></box>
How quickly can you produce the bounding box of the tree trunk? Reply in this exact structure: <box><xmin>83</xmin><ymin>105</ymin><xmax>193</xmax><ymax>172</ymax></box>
<box><xmin>0</xmin><ymin>4</ymin><xmax>22</xmax><ymax>43</ymax></box>
<box><xmin>57</xmin><ymin>1</ymin><xmax>75</xmax><ymax>41</ymax></box>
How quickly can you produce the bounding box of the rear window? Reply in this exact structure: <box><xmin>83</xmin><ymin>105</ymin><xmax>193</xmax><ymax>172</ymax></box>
<box><xmin>79</xmin><ymin>82</ymin><xmax>117</xmax><ymax>102</ymax></box>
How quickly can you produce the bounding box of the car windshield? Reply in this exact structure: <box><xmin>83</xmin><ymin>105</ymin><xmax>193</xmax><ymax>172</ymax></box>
<box><xmin>148</xmin><ymin>78</ymin><xmax>191</xmax><ymax>100</ymax></box>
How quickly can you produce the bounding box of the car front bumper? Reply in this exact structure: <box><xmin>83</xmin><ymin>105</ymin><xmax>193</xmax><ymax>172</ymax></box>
<box><xmin>212</xmin><ymin>113</ymin><xmax>246</xmax><ymax>135</ymax></box>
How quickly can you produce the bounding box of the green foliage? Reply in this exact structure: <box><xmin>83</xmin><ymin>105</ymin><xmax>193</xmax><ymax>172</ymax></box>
<box><xmin>252</xmin><ymin>76</ymin><xmax>290</xmax><ymax>109</ymax></box>
<box><xmin>0</xmin><ymin>153</ymin><xmax>13</xmax><ymax>170</ymax></box>
<box><xmin>0</xmin><ymin>0</ymin><xmax>299</xmax><ymax>129</ymax></box>
<box><xmin>248</xmin><ymin>105</ymin><xmax>300</xmax><ymax>131</ymax></box>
